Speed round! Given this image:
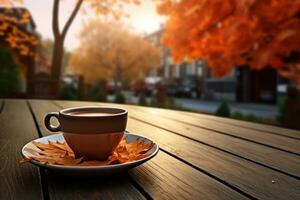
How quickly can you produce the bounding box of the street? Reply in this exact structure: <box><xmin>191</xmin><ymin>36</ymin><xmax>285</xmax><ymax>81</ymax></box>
<box><xmin>108</xmin><ymin>93</ymin><xmax>277</xmax><ymax>120</ymax></box>
<box><xmin>175</xmin><ymin>98</ymin><xmax>277</xmax><ymax>119</ymax></box>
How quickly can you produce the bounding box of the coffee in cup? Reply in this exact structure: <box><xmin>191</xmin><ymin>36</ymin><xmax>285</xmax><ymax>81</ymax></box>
<box><xmin>44</xmin><ymin>106</ymin><xmax>127</xmax><ymax>160</ymax></box>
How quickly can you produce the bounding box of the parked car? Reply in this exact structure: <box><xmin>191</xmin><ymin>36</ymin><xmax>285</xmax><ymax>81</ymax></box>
<box><xmin>166</xmin><ymin>83</ymin><xmax>200</xmax><ymax>98</ymax></box>
<box><xmin>167</xmin><ymin>80</ymin><xmax>200</xmax><ymax>98</ymax></box>
<box><xmin>132</xmin><ymin>77</ymin><xmax>161</xmax><ymax>97</ymax></box>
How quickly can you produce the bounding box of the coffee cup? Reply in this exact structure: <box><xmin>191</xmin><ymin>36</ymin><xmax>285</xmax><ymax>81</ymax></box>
<box><xmin>44</xmin><ymin>106</ymin><xmax>127</xmax><ymax>160</ymax></box>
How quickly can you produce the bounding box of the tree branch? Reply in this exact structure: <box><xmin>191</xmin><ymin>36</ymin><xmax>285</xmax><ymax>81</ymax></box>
<box><xmin>52</xmin><ymin>0</ymin><xmax>60</xmax><ymax>39</ymax></box>
<box><xmin>61</xmin><ymin>0</ymin><xmax>83</xmax><ymax>41</ymax></box>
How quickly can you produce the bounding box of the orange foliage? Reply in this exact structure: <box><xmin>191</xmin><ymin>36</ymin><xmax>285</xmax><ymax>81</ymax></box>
<box><xmin>70</xmin><ymin>20</ymin><xmax>160</xmax><ymax>84</ymax></box>
<box><xmin>82</xmin><ymin>0</ymin><xmax>141</xmax><ymax>20</ymax></box>
<box><xmin>0</xmin><ymin>7</ymin><xmax>38</xmax><ymax>57</ymax></box>
<box><xmin>156</xmin><ymin>0</ymin><xmax>300</xmax><ymax>84</ymax></box>
<box><xmin>21</xmin><ymin>137</ymin><xmax>154</xmax><ymax>166</ymax></box>
<box><xmin>0</xmin><ymin>0</ymin><xmax>23</xmax><ymax>5</ymax></box>
<box><xmin>1</xmin><ymin>0</ymin><xmax>141</xmax><ymax>73</ymax></box>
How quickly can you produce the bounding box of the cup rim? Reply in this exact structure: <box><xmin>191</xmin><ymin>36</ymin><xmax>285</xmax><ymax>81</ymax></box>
<box><xmin>59</xmin><ymin>106</ymin><xmax>127</xmax><ymax>118</ymax></box>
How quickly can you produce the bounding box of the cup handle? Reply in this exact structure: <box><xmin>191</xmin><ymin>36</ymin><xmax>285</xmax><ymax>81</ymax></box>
<box><xmin>44</xmin><ymin>112</ymin><xmax>61</xmax><ymax>132</ymax></box>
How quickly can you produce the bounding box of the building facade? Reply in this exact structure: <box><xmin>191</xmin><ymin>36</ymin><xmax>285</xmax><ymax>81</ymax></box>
<box><xmin>146</xmin><ymin>28</ymin><xmax>285</xmax><ymax>104</ymax></box>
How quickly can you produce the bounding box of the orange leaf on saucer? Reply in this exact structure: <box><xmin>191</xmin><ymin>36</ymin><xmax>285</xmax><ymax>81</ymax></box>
<box><xmin>79</xmin><ymin>160</ymin><xmax>110</xmax><ymax>166</ymax></box>
<box><xmin>20</xmin><ymin>137</ymin><xmax>154</xmax><ymax>166</ymax></box>
<box><xmin>48</xmin><ymin>141</ymin><xmax>74</xmax><ymax>155</ymax></box>
<box><xmin>31</xmin><ymin>155</ymin><xmax>83</xmax><ymax>166</ymax></box>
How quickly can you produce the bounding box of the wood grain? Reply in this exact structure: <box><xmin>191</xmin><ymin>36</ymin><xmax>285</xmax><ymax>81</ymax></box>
<box><xmin>28</xmin><ymin>100</ymin><xmax>146</xmax><ymax>200</ymax></box>
<box><xmin>55</xmin><ymin>101</ymin><xmax>300</xmax><ymax>153</ymax></box>
<box><xmin>55</xmin><ymin>100</ymin><xmax>300</xmax><ymax>200</ymax></box>
<box><xmin>127</xmin><ymin>117</ymin><xmax>300</xmax><ymax>200</ymax></box>
<box><xmin>0</xmin><ymin>100</ymin><xmax>43</xmax><ymax>200</ymax></box>
<box><xmin>53</xmin><ymin>101</ymin><xmax>300</xmax><ymax>177</ymax></box>
<box><xmin>127</xmin><ymin>105</ymin><xmax>300</xmax><ymax>155</ymax></box>
<box><xmin>186</xmin><ymin>109</ymin><xmax>300</xmax><ymax>139</ymax></box>
<box><xmin>123</xmin><ymin>106</ymin><xmax>300</xmax><ymax>178</ymax></box>
<box><xmin>30</xmin><ymin>100</ymin><xmax>246</xmax><ymax>200</ymax></box>
<box><xmin>129</xmin><ymin>151</ymin><xmax>247</xmax><ymax>200</ymax></box>
<box><xmin>46</xmin><ymin>172</ymin><xmax>145</xmax><ymax>200</ymax></box>
<box><xmin>131</xmin><ymin>105</ymin><xmax>300</xmax><ymax>140</ymax></box>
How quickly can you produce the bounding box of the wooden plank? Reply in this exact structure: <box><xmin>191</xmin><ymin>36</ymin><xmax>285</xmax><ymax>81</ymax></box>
<box><xmin>54</xmin><ymin>101</ymin><xmax>300</xmax><ymax>176</ymax></box>
<box><xmin>123</xmin><ymin>106</ymin><xmax>300</xmax><ymax>177</ymax></box>
<box><xmin>131</xmin><ymin>105</ymin><xmax>300</xmax><ymax>140</ymax></box>
<box><xmin>56</xmin><ymin>100</ymin><xmax>300</xmax><ymax>144</ymax></box>
<box><xmin>30</xmin><ymin>100</ymin><xmax>246</xmax><ymax>200</ymax></box>
<box><xmin>56</xmin><ymin>100</ymin><xmax>300</xmax><ymax>199</ymax></box>
<box><xmin>0</xmin><ymin>100</ymin><xmax>43</xmax><ymax>200</ymax></box>
<box><xmin>186</xmin><ymin>110</ymin><xmax>300</xmax><ymax>139</ymax></box>
<box><xmin>46</xmin><ymin>173</ymin><xmax>145</xmax><ymax>200</ymax></box>
<box><xmin>129</xmin><ymin>151</ymin><xmax>247</xmax><ymax>200</ymax></box>
<box><xmin>28</xmin><ymin>100</ymin><xmax>146</xmax><ymax>200</ymax></box>
<box><xmin>127</xmin><ymin>105</ymin><xmax>300</xmax><ymax>155</ymax></box>
<box><xmin>28</xmin><ymin>100</ymin><xmax>59</xmax><ymax>136</ymax></box>
<box><xmin>127</xmin><ymin>118</ymin><xmax>300</xmax><ymax>200</ymax></box>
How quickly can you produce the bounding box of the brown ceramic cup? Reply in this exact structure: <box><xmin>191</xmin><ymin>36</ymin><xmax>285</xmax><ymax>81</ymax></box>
<box><xmin>44</xmin><ymin>106</ymin><xmax>127</xmax><ymax>160</ymax></box>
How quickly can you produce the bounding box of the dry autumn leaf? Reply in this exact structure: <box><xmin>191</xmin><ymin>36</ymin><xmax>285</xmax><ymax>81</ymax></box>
<box><xmin>21</xmin><ymin>137</ymin><xmax>154</xmax><ymax>166</ymax></box>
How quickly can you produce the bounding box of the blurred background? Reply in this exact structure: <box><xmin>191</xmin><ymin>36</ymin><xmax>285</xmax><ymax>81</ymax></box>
<box><xmin>0</xmin><ymin>0</ymin><xmax>299</xmax><ymax>130</ymax></box>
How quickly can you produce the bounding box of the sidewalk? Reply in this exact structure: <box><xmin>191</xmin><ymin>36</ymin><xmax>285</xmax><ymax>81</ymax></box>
<box><xmin>108</xmin><ymin>93</ymin><xmax>277</xmax><ymax>120</ymax></box>
<box><xmin>175</xmin><ymin>98</ymin><xmax>277</xmax><ymax>119</ymax></box>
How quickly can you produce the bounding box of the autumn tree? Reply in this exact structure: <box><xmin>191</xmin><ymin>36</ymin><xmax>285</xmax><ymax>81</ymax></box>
<box><xmin>156</xmin><ymin>0</ymin><xmax>300</xmax><ymax>85</ymax></box>
<box><xmin>0</xmin><ymin>0</ymin><xmax>141</xmax><ymax>96</ymax></box>
<box><xmin>0</xmin><ymin>7</ymin><xmax>38</xmax><ymax>56</ymax></box>
<box><xmin>70</xmin><ymin>20</ymin><xmax>160</xmax><ymax>90</ymax></box>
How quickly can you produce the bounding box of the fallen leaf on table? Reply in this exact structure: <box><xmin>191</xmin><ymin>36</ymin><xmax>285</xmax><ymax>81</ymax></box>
<box><xmin>20</xmin><ymin>137</ymin><xmax>154</xmax><ymax>166</ymax></box>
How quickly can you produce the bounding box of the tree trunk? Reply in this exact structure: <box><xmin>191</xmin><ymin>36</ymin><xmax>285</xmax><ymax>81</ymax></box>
<box><xmin>50</xmin><ymin>0</ymin><xmax>83</xmax><ymax>97</ymax></box>
<box><xmin>51</xmin><ymin>37</ymin><xmax>64</xmax><ymax>97</ymax></box>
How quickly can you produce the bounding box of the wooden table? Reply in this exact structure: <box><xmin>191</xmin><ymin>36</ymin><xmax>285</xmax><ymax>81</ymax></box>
<box><xmin>1</xmin><ymin>99</ymin><xmax>300</xmax><ymax>200</ymax></box>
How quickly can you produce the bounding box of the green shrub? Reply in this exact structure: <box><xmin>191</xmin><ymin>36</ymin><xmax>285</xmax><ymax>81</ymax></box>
<box><xmin>231</xmin><ymin>111</ymin><xmax>262</xmax><ymax>123</ymax></box>
<box><xmin>149</xmin><ymin>84</ymin><xmax>189</xmax><ymax>111</ymax></box>
<box><xmin>138</xmin><ymin>94</ymin><xmax>147</xmax><ymax>106</ymax></box>
<box><xmin>276</xmin><ymin>96</ymin><xmax>287</xmax><ymax>124</ymax></box>
<box><xmin>60</xmin><ymin>84</ymin><xmax>78</xmax><ymax>100</ymax></box>
<box><xmin>92</xmin><ymin>82</ymin><xmax>106</xmax><ymax>102</ymax></box>
<box><xmin>0</xmin><ymin>47</ymin><xmax>21</xmax><ymax>96</ymax></box>
<box><xmin>85</xmin><ymin>81</ymin><xmax>107</xmax><ymax>102</ymax></box>
<box><xmin>151</xmin><ymin>96</ymin><xmax>189</xmax><ymax>111</ymax></box>
<box><xmin>243</xmin><ymin>113</ymin><xmax>262</xmax><ymax>123</ymax></box>
<box><xmin>115</xmin><ymin>92</ymin><xmax>126</xmax><ymax>104</ymax></box>
<box><xmin>231</xmin><ymin>111</ymin><xmax>244</xmax><ymax>120</ymax></box>
<box><xmin>95</xmin><ymin>87</ymin><xmax>106</xmax><ymax>102</ymax></box>
<box><xmin>215</xmin><ymin>102</ymin><xmax>231</xmax><ymax>117</ymax></box>
<box><xmin>164</xmin><ymin>98</ymin><xmax>181</xmax><ymax>109</ymax></box>
<box><xmin>148</xmin><ymin>98</ymin><xmax>156</xmax><ymax>107</ymax></box>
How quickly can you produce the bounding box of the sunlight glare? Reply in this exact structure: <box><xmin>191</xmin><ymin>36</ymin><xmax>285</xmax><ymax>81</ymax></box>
<box><xmin>127</xmin><ymin>0</ymin><xmax>165</xmax><ymax>34</ymax></box>
<box><xmin>133</xmin><ymin>13</ymin><xmax>162</xmax><ymax>34</ymax></box>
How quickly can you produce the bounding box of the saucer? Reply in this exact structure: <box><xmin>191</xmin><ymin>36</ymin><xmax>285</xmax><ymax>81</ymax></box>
<box><xmin>21</xmin><ymin>133</ymin><xmax>159</xmax><ymax>176</ymax></box>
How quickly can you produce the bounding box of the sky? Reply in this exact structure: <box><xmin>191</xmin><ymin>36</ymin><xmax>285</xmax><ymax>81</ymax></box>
<box><xmin>14</xmin><ymin>0</ymin><xmax>166</xmax><ymax>51</ymax></box>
